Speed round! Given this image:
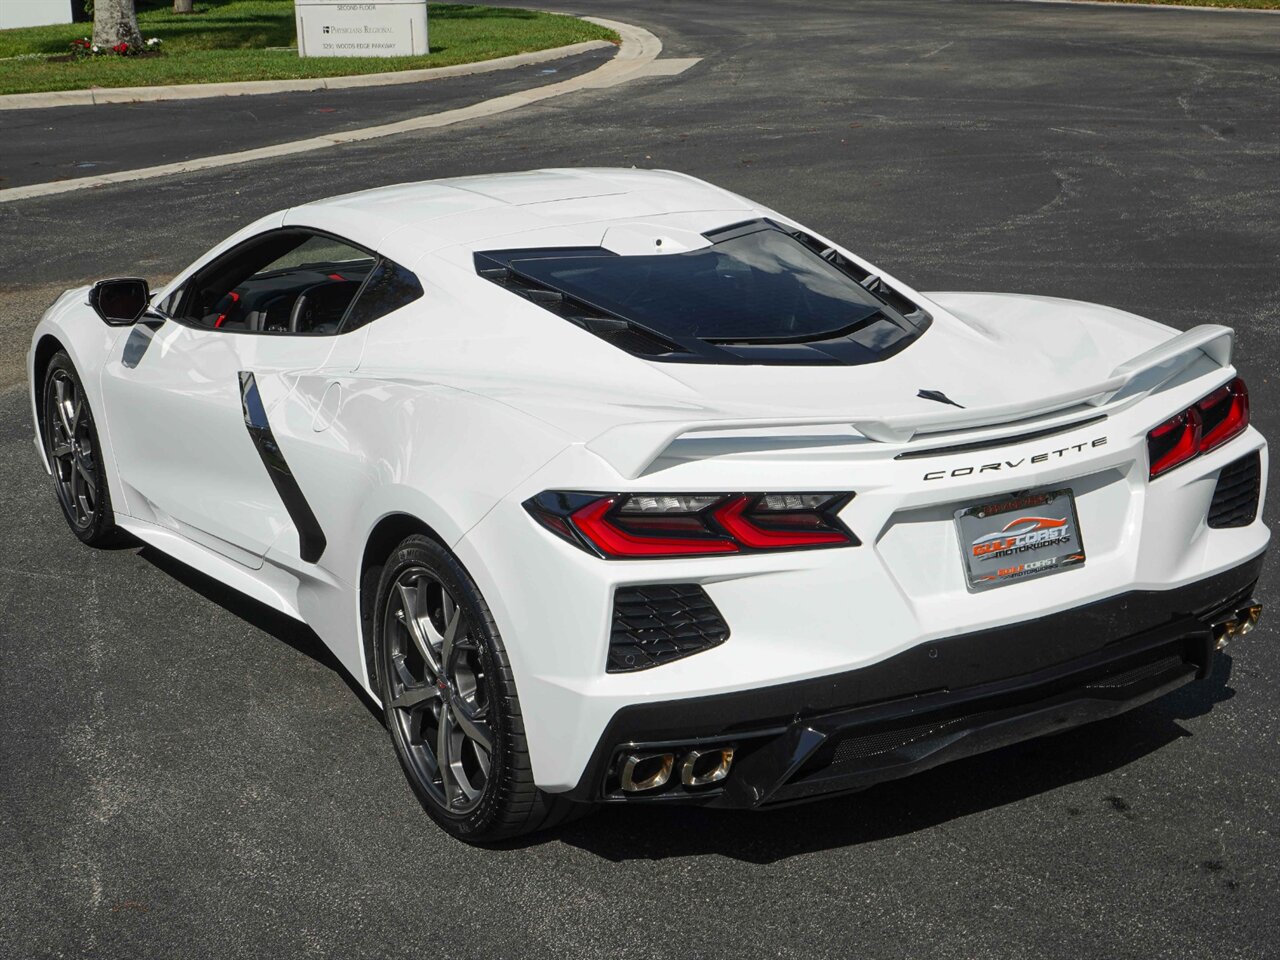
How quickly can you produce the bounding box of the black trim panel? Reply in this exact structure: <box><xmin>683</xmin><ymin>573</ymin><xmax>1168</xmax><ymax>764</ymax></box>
<box><xmin>894</xmin><ymin>414</ymin><xmax>1108</xmax><ymax>460</ymax></box>
<box><xmin>238</xmin><ymin>371</ymin><xmax>327</xmax><ymax>563</ymax></box>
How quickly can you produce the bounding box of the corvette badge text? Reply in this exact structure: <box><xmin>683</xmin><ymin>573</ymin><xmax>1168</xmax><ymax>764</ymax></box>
<box><xmin>922</xmin><ymin>436</ymin><xmax>1108</xmax><ymax>481</ymax></box>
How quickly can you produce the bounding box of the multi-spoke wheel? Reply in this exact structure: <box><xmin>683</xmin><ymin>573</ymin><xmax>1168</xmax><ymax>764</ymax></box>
<box><xmin>384</xmin><ymin>567</ymin><xmax>494</xmax><ymax>813</ymax></box>
<box><xmin>373</xmin><ymin>534</ymin><xmax>591</xmax><ymax>841</ymax></box>
<box><xmin>42</xmin><ymin>351</ymin><xmax>117</xmax><ymax>545</ymax></box>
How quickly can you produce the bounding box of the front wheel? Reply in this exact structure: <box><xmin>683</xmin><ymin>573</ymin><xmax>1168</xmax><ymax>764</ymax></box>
<box><xmin>373</xmin><ymin>534</ymin><xmax>590</xmax><ymax>842</ymax></box>
<box><xmin>42</xmin><ymin>351</ymin><xmax>119</xmax><ymax>546</ymax></box>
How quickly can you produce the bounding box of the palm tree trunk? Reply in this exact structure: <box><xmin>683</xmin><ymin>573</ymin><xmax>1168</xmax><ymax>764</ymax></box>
<box><xmin>92</xmin><ymin>0</ymin><xmax>144</xmax><ymax>49</ymax></box>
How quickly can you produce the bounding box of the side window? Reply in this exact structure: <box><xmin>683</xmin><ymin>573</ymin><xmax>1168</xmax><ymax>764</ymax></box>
<box><xmin>179</xmin><ymin>229</ymin><xmax>375</xmax><ymax>335</ymax></box>
<box><xmin>340</xmin><ymin>259</ymin><xmax>424</xmax><ymax>333</ymax></box>
<box><xmin>155</xmin><ymin>285</ymin><xmax>183</xmax><ymax>318</ymax></box>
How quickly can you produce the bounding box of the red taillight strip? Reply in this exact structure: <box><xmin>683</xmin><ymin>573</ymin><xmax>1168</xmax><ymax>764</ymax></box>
<box><xmin>1148</xmin><ymin>409</ymin><xmax>1202</xmax><ymax>479</ymax></box>
<box><xmin>570</xmin><ymin>497</ymin><xmax>739</xmax><ymax>557</ymax></box>
<box><xmin>1147</xmin><ymin>377</ymin><xmax>1251</xmax><ymax>480</ymax></box>
<box><xmin>1198</xmin><ymin>377</ymin><xmax>1249</xmax><ymax>452</ymax></box>
<box><xmin>712</xmin><ymin>495</ymin><xmax>849</xmax><ymax>548</ymax></box>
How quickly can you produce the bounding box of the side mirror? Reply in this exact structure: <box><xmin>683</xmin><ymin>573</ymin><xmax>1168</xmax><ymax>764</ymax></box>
<box><xmin>88</xmin><ymin>278</ymin><xmax>150</xmax><ymax>326</ymax></box>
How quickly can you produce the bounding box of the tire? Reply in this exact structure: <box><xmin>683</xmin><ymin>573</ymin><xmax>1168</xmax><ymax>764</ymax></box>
<box><xmin>41</xmin><ymin>351</ymin><xmax>119</xmax><ymax>547</ymax></box>
<box><xmin>373</xmin><ymin>534</ymin><xmax>592</xmax><ymax>842</ymax></box>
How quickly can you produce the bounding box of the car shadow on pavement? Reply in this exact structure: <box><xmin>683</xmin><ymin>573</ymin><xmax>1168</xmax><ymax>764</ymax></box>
<box><xmin>138</xmin><ymin>545</ymin><xmax>385</xmax><ymax>726</ymax></box>
<box><xmin>546</xmin><ymin>661</ymin><xmax>1235</xmax><ymax>864</ymax></box>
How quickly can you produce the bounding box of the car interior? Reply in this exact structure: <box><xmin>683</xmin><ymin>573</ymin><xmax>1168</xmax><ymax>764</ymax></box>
<box><xmin>179</xmin><ymin>230</ymin><xmax>377</xmax><ymax>335</ymax></box>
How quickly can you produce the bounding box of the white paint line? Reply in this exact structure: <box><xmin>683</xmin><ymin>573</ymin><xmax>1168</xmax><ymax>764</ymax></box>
<box><xmin>1004</xmin><ymin>0</ymin><xmax>1279</xmax><ymax>13</ymax></box>
<box><xmin>0</xmin><ymin>18</ymin><xmax>663</xmax><ymax>205</ymax></box>
<box><xmin>0</xmin><ymin>39</ymin><xmax>616</xmax><ymax>111</ymax></box>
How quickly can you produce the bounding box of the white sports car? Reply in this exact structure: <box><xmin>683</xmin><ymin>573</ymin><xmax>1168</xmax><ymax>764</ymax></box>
<box><xmin>29</xmin><ymin>169</ymin><xmax>1268</xmax><ymax>842</ymax></box>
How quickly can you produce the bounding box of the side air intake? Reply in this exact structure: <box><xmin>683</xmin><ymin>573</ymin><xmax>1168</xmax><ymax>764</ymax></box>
<box><xmin>608</xmin><ymin>584</ymin><xmax>730</xmax><ymax>672</ymax></box>
<box><xmin>1208</xmin><ymin>451</ymin><xmax>1261</xmax><ymax>529</ymax></box>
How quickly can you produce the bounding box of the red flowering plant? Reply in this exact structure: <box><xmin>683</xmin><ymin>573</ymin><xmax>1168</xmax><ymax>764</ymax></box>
<box><xmin>67</xmin><ymin>36</ymin><xmax>163</xmax><ymax>59</ymax></box>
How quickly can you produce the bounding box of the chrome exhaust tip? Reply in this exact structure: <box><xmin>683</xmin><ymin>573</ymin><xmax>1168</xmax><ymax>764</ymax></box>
<box><xmin>680</xmin><ymin>747</ymin><xmax>735</xmax><ymax>787</ymax></box>
<box><xmin>1213</xmin><ymin>601</ymin><xmax>1263</xmax><ymax>650</ymax></box>
<box><xmin>1236</xmin><ymin>602</ymin><xmax>1263</xmax><ymax>636</ymax></box>
<box><xmin>619</xmin><ymin>752</ymin><xmax>674</xmax><ymax>793</ymax></box>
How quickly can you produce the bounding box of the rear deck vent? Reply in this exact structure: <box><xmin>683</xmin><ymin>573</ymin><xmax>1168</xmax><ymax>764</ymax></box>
<box><xmin>1208</xmin><ymin>451</ymin><xmax>1261</xmax><ymax>529</ymax></box>
<box><xmin>608</xmin><ymin>584</ymin><xmax>730</xmax><ymax>673</ymax></box>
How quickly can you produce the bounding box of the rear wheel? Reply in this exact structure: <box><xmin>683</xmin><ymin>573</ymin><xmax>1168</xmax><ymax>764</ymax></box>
<box><xmin>373</xmin><ymin>534</ymin><xmax>591</xmax><ymax>842</ymax></box>
<box><xmin>42</xmin><ymin>352</ymin><xmax>118</xmax><ymax>546</ymax></box>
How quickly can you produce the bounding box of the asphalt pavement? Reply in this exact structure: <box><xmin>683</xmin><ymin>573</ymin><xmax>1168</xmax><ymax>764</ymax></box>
<box><xmin>0</xmin><ymin>45</ymin><xmax>615</xmax><ymax>189</ymax></box>
<box><xmin>2</xmin><ymin>2</ymin><xmax>1279</xmax><ymax>958</ymax></box>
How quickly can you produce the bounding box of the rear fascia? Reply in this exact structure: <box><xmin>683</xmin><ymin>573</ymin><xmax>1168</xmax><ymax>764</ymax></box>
<box><xmin>455</xmin><ymin>363</ymin><xmax>1269</xmax><ymax>794</ymax></box>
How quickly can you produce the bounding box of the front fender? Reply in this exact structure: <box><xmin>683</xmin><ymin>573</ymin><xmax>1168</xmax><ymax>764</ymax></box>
<box><xmin>28</xmin><ymin>287</ymin><xmax>129</xmax><ymax>494</ymax></box>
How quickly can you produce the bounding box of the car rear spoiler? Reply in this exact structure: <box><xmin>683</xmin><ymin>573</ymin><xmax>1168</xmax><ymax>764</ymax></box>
<box><xmin>586</xmin><ymin>324</ymin><xmax>1234</xmax><ymax>479</ymax></box>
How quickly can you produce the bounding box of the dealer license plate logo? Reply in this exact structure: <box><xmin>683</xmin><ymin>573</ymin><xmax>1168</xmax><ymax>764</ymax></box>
<box><xmin>955</xmin><ymin>489</ymin><xmax>1085</xmax><ymax>591</ymax></box>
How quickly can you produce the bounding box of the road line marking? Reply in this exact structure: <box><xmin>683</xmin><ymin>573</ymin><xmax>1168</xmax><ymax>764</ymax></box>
<box><xmin>0</xmin><ymin>17</ymin><xmax>664</xmax><ymax>205</ymax></box>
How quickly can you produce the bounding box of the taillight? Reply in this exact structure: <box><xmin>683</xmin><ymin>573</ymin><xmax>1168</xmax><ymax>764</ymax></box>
<box><xmin>1197</xmin><ymin>377</ymin><xmax>1249</xmax><ymax>452</ymax></box>
<box><xmin>570</xmin><ymin>496</ymin><xmax>739</xmax><ymax>557</ymax></box>
<box><xmin>1148</xmin><ymin>408</ymin><xmax>1202</xmax><ymax>479</ymax></box>
<box><xmin>523</xmin><ymin>491</ymin><xmax>857</xmax><ymax>559</ymax></box>
<box><xmin>712</xmin><ymin>494</ymin><xmax>851</xmax><ymax>548</ymax></box>
<box><xmin>1147</xmin><ymin>377</ymin><xmax>1249</xmax><ymax>480</ymax></box>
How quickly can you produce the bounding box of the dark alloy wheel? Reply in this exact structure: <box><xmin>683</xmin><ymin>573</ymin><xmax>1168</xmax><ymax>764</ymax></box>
<box><xmin>373</xmin><ymin>534</ymin><xmax>591</xmax><ymax>842</ymax></box>
<box><xmin>384</xmin><ymin>564</ymin><xmax>494</xmax><ymax>813</ymax></box>
<box><xmin>42</xmin><ymin>351</ymin><xmax>118</xmax><ymax>546</ymax></box>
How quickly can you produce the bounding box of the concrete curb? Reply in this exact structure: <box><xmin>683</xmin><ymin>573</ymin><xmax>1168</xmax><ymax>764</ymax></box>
<box><xmin>0</xmin><ymin>18</ymin><xmax>683</xmax><ymax>205</ymax></box>
<box><xmin>1007</xmin><ymin>0</ymin><xmax>1280</xmax><ymax>13</ymax></box>
<box><xmin>0</xmin><ymin>39</ymin><xmax>617</xmax><ymax>111</ymax></box>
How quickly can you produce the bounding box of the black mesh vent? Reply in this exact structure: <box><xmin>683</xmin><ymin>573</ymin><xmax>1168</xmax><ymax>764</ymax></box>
<box><xmin>1083</xmin><ymin>654</ymin><xmax>1183</xmax><ymax>690</ymax></box>
<box><xmin>1208</xmin><ymin>452</ymin><xmax>1261</xmax><ymax>529</ymax></box>
<box><xmin>608</xmin><ymin>584</ymin><xmax>729</xmax><ymax>672</ymax></box>
<box><xmin>832</xmin><ymin>714</ymin><xmax>979</xmax><ymax>763</ymax></box>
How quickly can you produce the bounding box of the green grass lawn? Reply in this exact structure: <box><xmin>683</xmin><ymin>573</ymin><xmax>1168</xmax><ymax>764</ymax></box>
<box><xmin>0</xmin><ymin>1</ymin><xmax>618</xmax><ymax>96</ymax></box>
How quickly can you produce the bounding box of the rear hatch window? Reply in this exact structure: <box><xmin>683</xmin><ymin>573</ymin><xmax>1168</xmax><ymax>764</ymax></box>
<box><xmin>475</xmin><ymin>219</ymin><xmax>931</xmax><ymax>365</ymax></box>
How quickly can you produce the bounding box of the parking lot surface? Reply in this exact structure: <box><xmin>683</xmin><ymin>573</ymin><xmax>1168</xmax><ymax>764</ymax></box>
<box><xmin>2</xmin><ymin>2</ymin><xmax>1278</xmax><ymax>957</ymax></box>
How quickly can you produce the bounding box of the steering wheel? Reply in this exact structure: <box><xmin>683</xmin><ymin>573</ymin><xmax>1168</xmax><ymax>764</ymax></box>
<box><xmin>288</xmin><ymin>284</ymin><xmax>320</xmax><ymax>333</ymax></box>
<box><xmin>289</xmin><ymin>279</ymin><xmax>361</xmax><ymax>333</ymax></box>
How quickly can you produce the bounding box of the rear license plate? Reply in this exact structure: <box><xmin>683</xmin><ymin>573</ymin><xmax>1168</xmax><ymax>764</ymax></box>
<box><xmin>955</xmin><ymin>489</ymin><xmax>1085</xmax><ymax>591</ymax></box>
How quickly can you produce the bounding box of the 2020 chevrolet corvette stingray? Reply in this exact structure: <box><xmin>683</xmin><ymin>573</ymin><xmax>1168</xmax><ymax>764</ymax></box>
<box><xmin>29</xmin><ymin>169</ymin><xmax>1268</xmax><ymax>841</ymax></box>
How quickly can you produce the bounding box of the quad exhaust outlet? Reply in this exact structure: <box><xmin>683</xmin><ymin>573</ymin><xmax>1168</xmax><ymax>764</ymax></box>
<box><xmin>618</xmin><ymin>745</ymin><xmax>736</xmax><ymax>794</ymax></box>
<box><xmin>619</xmin><ymin>752</ymin><xmax>674</xmax><ymax>793</ymax></box>
<box><xmin>1213</xmin><ymin>602</ymin><xmax>1262</xmax><ymax>650</ymax></box>
<box><xmin>681</xmin><ymin>747</ymin><xmax>735</xmax><ymax>787</ymax></box>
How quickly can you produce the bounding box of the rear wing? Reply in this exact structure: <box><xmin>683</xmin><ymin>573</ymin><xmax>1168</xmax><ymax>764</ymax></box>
<box><xmin>586</xmin><ymin>324</ymin><xmax>1233</xmax><ymax>479</ymax></box>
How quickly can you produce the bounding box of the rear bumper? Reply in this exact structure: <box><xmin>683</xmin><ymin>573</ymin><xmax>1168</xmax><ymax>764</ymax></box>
<box><xmin>566</xmin><ymin>551</ymin><xmax>1265</xmax><ymax>807</ymax></box>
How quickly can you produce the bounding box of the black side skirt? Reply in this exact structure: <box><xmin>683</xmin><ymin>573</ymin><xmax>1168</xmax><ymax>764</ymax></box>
<box><xmin>238</xmin><ymin>371</ymin><xmax>327</xmax><ymax>563</ymax></box>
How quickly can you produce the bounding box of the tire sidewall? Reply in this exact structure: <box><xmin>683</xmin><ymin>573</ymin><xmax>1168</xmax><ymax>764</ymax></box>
<box><xmin>373</xmin><ymin>535</ymin><xmax>514</xmax><ymax>841</ymax></box>
<box><xmin>43</xmin><ymin>351</ymin><xmax>114</xmax><ymax>545</ymax></box>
